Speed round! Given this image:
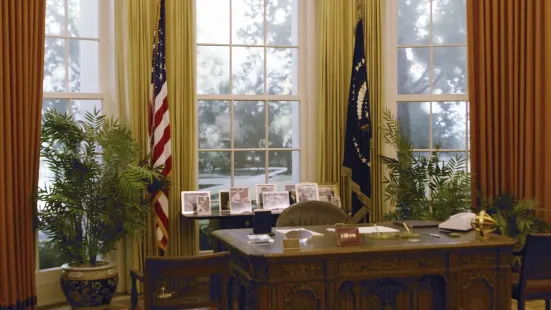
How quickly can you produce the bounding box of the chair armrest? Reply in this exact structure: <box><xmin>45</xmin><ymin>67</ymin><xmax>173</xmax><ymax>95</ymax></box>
<box><xmin>130</xmin><ymin>269</ymin><xmax>144</xmax><ymax>281</ymax></box>
<box><xmin>130</xmin><ymin>269</ymin><xmax>144</xmax><ymax>309</ymax></box>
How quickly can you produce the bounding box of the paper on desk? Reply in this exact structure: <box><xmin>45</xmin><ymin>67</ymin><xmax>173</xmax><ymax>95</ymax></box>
<box><xmin>326</xmin><ymin>226</ymin><xmax>399</xmax><ymax>234</ymax></box>
<box><xmin>275</xmin><ymin>228</ymin><xmax>324</xmax><ymax>236</ymax></box>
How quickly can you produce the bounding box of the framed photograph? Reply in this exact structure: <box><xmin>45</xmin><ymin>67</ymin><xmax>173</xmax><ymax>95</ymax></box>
<box><xmin>219</xmin><ymin>190</ymin><xmax>230</xmax><ymax>212</ymax></box>
<box><xmin>256</xmin><ymin>184</ymin><xmax>277</xmax><ymax>209</ymax></box>
<box><xmin>181</xmin><ymin>191</ymin><xmax>210</xmax><ymax>214</ymax></box>
<box><xmin>196</xmin><ymin>196</ymin><xmax>211</xmax><ymax>215</ymax></box>
<box><xmin>331</xmin><ymin>197</ymin><xmax>342</xmax><ymax>209</ymax></box>
<box><xmin>295</xmin><ymin>183</ymin><xmax>319</xmax><ymax>203</ymax></box>
<box><xmin>229</xmin><ymin>187</ymin><xmax>252</xmax><ymax>214</ymax></box>
<box><xmin>318</xmin><ymin>183</ymin><xmax>339</xmax><ymax>203</ymax></box>
<box><xmin>284</xmin><ymin>184</ymin><xmax>297</xmax><ymax>205</ymax></box>
<box><xmin>262</xmin><ymin>191</ymin><xmax>291</xmax><ymax>211</ymax></box>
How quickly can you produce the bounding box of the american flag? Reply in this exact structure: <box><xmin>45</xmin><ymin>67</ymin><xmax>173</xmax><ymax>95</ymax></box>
<box><xmin>149</xmin><ymin>0</ymin><xmax>171</xmax><ymax>253</ymax></box>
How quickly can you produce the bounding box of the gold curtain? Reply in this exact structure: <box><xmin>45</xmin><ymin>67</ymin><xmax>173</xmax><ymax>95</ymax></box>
<box><xmin>165</xmin><ymin>0</ymin><xmax>198</xmax><ymax>257</ymax></box>
<box><xmin>316</xmin><ymin>0</ymin><xmax>358</xmax><ymax>212</ymax></box>
<box><xmin>316</xmin><ymin>0</ymin><xmax>384</xmax><ymax>221</ymax></box>
<box><xmin>0</xmin><ymin>0</ymin><xmax>46</xmax><ymax>308</ymax></box>
<box><xmin>363</xmin><ymin>0</ymin><xmax>384</xmax><ymax>222</ymax></box>
<box><xmin>115</xmin><ymin>0</ymin><xmax>198</xmax><ymax>292</ymax></box>
<box><xmin>467</xmin><ymin>0</ymin><xmax>551</xmax><ymax>222</ymax></box>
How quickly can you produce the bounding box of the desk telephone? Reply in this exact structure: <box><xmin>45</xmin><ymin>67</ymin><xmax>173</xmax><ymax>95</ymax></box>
<box><xmin>438</xmin><ymin>212</ymin><xmax>476</xmax><ymax>232</ymax></box>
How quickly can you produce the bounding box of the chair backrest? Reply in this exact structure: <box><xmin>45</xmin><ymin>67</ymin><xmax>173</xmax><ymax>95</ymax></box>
<box><xmin>143</xmin><ymin>252</ymin><xmax>230</xmax><ymax>310</ymax></box>
<box><xmin>519</xmin><ymin>234</ymin><xmax>551</xmax><ymax>285</ymax></box>
<box><xmin>276</xmin><ymin>201</ymin><xmax>350</xmax><ymax>227</ymax></box>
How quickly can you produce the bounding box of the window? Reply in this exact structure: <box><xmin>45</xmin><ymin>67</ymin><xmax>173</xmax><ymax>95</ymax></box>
<box><xmin>39</xmin><ymin>0</ymin><xmax>102</xmax><ymax>270</ymax></box>
<box><xmin>196</xmin><ymin>0</ymin><xmax>302</xmax><ymax>250</ymax></box>
<box><xmin>387</xmin><ymin>0</ymin><xmax>469</xmax><ymax>169</ymax></box>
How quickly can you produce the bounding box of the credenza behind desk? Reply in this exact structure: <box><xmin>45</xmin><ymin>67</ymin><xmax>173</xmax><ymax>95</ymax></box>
<box><xmin>212</xmin><ymin>224</ymin><xmax>515</xmax><ymax>310</ymax></box>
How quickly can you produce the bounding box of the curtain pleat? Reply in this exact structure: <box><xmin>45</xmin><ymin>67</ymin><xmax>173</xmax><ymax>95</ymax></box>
<box><xmin>165</xmin><ymin>0</ymin><xmax>198</xmax><ymax>257</ymax></box>
<box><xmin>467</xmin><ymin>0</ymin><xmax>551</xmax><ymax>221</ymax></box>
<box><xmin>0</xmin><ymin>0</ymin><xmax>46</xmax><ymax>308</ymax></box>
<box><xmin>315</xmin><ymin>0</ymin><xmax>358</xmax><ymax>212</ymax></box>
<box><xmin>363</xmin><ymin>0</ymin><xmax>384</xmax><ymax>222</ymax></box>
<box><xmin>316</xmin><ymin>0</ymin><xmax>384</xmax><ymax>220</ymax></box>
<box><xmin>115</xmin><ymin>0</ymin><xmax>198</xmax><ymax>292</ymax></box>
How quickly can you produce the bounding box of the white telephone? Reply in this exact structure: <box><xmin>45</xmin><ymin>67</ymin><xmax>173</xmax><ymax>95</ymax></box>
<box><xmin>438</xmin><ymin>212</ymin><xmax>476</xmax><ymax>232</ymax></box>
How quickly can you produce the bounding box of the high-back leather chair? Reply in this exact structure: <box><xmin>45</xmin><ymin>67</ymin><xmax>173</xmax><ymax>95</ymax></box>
<box><xmin>512</xmin><ymin>234</ymin><xmax>551</xmax><ymax>310</ymax></box>
<box><xmin>130</xmin><ymin>252</ymin><xmax>230</xmax><ymax>310</ymax></box>
<box><xmin>276</xmin><ymin>201</ymin><xmax>350</xmax><ymax>227</ymax></box>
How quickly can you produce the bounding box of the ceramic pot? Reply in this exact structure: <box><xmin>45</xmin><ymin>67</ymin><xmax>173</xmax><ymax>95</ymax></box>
<box><xmin>60</xmin><ymin>261</ymin><xmax>118</xmax><ymax>310</ymax></box>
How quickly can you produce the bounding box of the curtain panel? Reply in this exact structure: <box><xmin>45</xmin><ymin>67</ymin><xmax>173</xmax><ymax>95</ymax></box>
<box><xmin>0</xmin><ymin>0</ymin><xmax>46</xmax><ymax>308</ymax></box>
<box><xmin>467</xmin><ymin>0</ymin><xmax>551</xmax><ymax>221</ymax></box>
<box><xmin>115</xmin><ymin>0</ymin><xmax>198</xmax><ymax>292</ymax></box>
<box><xmin>315</xmin><ymin>0</ymin><xmax>384</xmax><ymax>220</ymax></box>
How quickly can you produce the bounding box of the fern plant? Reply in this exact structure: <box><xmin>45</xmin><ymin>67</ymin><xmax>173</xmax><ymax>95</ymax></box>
<box><xmin>37</xmin><ymin>109</ymin><xmax>168</xmax><ymax>267</ymax></box>
<box><xmin>480</xmin><ymin>193</ymin><xmax>550</xmax><ymax>251</ymax></box>
<box><xmin>378</xmin><ymin>109</ymin><xmax>471</xmax><ymax>221</ymax></box>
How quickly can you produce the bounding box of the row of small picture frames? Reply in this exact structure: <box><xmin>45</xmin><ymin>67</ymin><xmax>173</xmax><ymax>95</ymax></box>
<box><xmin>181</xmin><ymin>183</ymin><xmax>342</xmax><ymax>215</ymax></box>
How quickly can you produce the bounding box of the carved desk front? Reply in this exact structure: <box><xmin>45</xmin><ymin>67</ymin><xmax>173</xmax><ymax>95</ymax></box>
<box><xmin>212</xmin><ymin>224</ymin><xmax>515</xmax><ymax>310</ymax></box>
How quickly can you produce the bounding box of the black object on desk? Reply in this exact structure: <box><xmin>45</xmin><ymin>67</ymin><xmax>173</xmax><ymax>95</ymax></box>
<box><xmin>252</xmin><ymin>210</ymin><xmax>273</xmax><ymax>234</ymax></box>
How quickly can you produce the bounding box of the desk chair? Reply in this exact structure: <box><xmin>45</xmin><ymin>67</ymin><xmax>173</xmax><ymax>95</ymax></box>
<box><xmin>130</xmin><ymin>252</ymin><xmax>230</xmax><ymax>310</ymax></box>
<box><xmin>512</xmin><ymin>234</ymin><xmax>551</xmax><ymax>310</ymax></box>
<box><xmin>276</xmin><ymin>201</ymin><xmax>350</xmax><ymax>227</ymax></box>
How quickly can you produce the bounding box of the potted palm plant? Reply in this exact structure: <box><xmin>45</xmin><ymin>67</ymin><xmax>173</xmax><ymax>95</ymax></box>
<box><xmin>37</xmin><ymin>109</ymin><xmax>168</xmax><ymax>309</ymax></box>
<box><xmin>378</xmin><ymin>109</ymin><xmax>472</xmax><ymax>221</ymax></box>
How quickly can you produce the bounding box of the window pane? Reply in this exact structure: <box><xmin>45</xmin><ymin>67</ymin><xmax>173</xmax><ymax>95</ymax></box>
<box><xmin>46</xmin><ymin>0</ymin><xmax>65</xmax><ymax>36</ymax></box>
<box><xmin>199</xmin><ymin>151</ymin><xmax>231</xmax><ymax>200</ymax></box>
<box><xmin>197</xmin><ymin>46</ymin><xmax>230</xmax><ymax>95</ymax></box>
<box><xmin>232</xmin><ymin>47</ymin><xmax>264</xmax><ymax>95</ymax></box>
<box><xmin>267</xmin><ymin>0</ymin><xmax>298</xmax><ymax>45</ymax></box>
<box><xmin>432</xmin><ymin>0</ymin><xmax>466</xmax><ymax>44</ymax></box>
<box><xmin>234</xmin><ymin>151</ymin><xmax>267</xmax><ymax>201</ymax></box>
<box><xmin>198</xmin><ymin>100</ymin><xmax>231</xmax><ymax>149</ymax></box>
<box><xmin>268</xmin><ymin>151</ymin><xmax>299</xmax><ymax>188</ymax></box>
<box><xmin>232</xmin><ymin>0</ymin><xmax>264</xmax><ymax>45</ymax></box>
<box><xmin>432</xmin><ymin>101</ymin><xmax>467</xmax><ymax>149</ymax></box>
<box><xmin>68</xmin><ymin>0</ymin><xmax>99</xmax><ymax>38</ymax></box>
<box><xmin>196</xmin><ymin>0</ymin><xmax>230</xmax><ymax>44</ymax></box>
<box><xmin>397</xmin><ymin>102</ymin><xmax>430</xmax><ymax>149</ymax></box>
<box><xmin>43</xmin><ymin>38</ymin><xmax>66</xmax><ymax>92</ymax></box>
<box><xmin>433</xmin><ymin>46</ymin><xmax>467</xmax><ymax>94</ymax></box>
<box><xmin>43</xmin><ymin>99</ymin><xmax>70</xmax><ymax>117</ymax></box>
<box><xmin>397</xmin><ymin>0</ymin><xmax>430</xmax><ymax>45</ymax></box>
<box><xmin>268</xmin><ymin>101</ymin><xmax>299</xmax><ymax>148</ymax></box>
<box><xmin>267</xmin><ymin>48</ymin><xmax>298</xmax><ymax>95</ymax></box>
<box><xmin>434</xmin><ymin>151</ymin><xmax>468</xmax><ymax>171</ymax></box>
<box><xmin>233</xmin><ymin>101</ymin><xmax>265</xmax><ymax>148</ymax></box>
<box><xmin>69</xmin><ymin>39</ymin><xmax>99</xmax><ymax>92</ymax></box>
<box><xmin>397</xmin><ymin>47</ymin><xmax>430</xmax><ymax>94</ymax></box>
<box><xmin>72</xmin><ymin>100</ymin><xmax>101</xmax><ymax>121</ymax></box>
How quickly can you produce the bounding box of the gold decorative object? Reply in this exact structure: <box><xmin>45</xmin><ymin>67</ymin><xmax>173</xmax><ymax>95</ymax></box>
<box><xmin>471</xmin><ymin>210</ymin><xmax>497</xmax><ymax>240</ymax></box>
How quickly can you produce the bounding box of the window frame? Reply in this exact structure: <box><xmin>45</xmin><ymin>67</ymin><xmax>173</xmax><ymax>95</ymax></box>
<box><xmin>36</xmin><ymin>0</ymin><xmax>113</xmax><ymax>306</ymax></box>
<box><xmin>194</xmin><ymin>0</ymin><xmax>315</xmax><ymax>252</ymax></box>
<box><xmin>195</xmin><ymin>0</ymin><xmax>310</xmax><ymax>200</ymax></box>
<box><xmin>384</xmin><ymin>0</ymin><xmax>470</xmax><ymax>162</ymax></box>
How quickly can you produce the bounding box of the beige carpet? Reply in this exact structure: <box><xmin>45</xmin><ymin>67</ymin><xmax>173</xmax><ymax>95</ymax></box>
<box><xmin>39</xmin><ymin>295</ymin><xmax>547</xmax><ymax>310</ymax></box>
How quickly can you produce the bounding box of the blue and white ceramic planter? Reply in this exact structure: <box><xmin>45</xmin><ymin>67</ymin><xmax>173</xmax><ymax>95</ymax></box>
<box><xmin>60</xmin><ymin>261</ymin><xmax>118</xmax><ymax>310</ymax></box>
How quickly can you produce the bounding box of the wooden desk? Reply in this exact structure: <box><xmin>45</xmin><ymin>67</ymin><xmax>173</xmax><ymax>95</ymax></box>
<box><xmin>212</xmin><ymin>224</ymin><xmax>515</xmax><ymax>310</ymax></box>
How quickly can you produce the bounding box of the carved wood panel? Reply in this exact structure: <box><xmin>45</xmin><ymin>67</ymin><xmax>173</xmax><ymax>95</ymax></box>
<box><xmin>280</xmin><ymin>282</ymin><xmax>325</xmax><ymax>310</ymax></box>
<box><xmin>339</xmin><ymin>256</ymin><xmax>446</xmax><ymax>276</ymax></box>
<box><xmin>461</xmin><ymin>271</ymin><xmax>497</xmax><ymax>310</ymax></box>
<box><xmin>336</xmin><ymin>281</ymin><xmax>356</xmax><ymax>310</ymax></box>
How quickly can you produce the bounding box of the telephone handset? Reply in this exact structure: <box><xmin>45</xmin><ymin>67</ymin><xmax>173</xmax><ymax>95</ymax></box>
<box><xmin>438</xmin><ymin>212</ymin><xmax>476</xmax><ymax>232</ymax></box>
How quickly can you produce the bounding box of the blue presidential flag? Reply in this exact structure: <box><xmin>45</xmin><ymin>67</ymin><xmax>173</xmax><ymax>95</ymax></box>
<box><xmin>343</xmin><ymin>19</ymin><xmax>372</xmax><ymax>218</ymax></box>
